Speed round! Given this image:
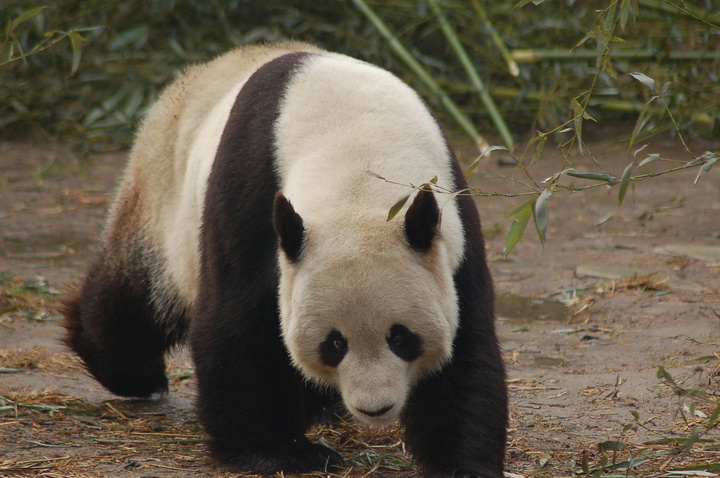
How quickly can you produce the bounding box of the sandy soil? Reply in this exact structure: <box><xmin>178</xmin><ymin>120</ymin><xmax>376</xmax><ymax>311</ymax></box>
<box><xmin>0</xmin><ymin>131</ymin><xmax>718</xmax><ymax>477</ymax></box>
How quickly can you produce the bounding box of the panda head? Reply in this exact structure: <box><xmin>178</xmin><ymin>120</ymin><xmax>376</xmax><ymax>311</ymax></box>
<box><xmin>273</xmin><ymin>190</ymin><xmax>460</xmax><ymax>426</ymax></box>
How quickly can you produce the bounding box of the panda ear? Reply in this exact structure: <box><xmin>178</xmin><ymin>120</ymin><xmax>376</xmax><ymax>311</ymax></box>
<box><xmin>404</xmin><ymin>189</ymin><xmax>440</xmax><ymax>253</ymax></box>
<box><xmin>273</xmin><ymin>194</ymin><xmax>305</xmax><ymax>262</ymax></box>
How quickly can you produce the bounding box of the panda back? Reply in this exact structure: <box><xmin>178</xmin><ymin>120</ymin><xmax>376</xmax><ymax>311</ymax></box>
<box><xmin>112</xmin><ymin>43</ymin><xmax>322</xmax><ymax>311</ymax></box>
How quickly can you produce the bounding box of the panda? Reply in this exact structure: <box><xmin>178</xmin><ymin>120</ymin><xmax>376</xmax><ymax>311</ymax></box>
<box><xmin>62</xmin><ymin>42</ymin><xmax>508</xmax><ymax>477</ymax></box>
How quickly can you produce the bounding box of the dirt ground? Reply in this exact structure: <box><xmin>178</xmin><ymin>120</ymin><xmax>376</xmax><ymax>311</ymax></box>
<box><xmin>0</xmin><ymin>130</ymin><xmax>719</xmax><ymax>478</ymax></box>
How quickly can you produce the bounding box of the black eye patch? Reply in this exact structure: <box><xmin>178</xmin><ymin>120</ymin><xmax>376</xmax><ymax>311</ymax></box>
<box><xmin>387</xmin><ymin>324</ymin><xmax>422</xmax><ymax>362</ymax></box>
<box><xmin>319</xmin><ymin>330</ymin><xmax>347</xmax><ymax>367</ymax></box>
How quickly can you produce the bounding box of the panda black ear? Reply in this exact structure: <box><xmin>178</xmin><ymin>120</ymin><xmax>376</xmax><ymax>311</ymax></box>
<box><xmin>404</xmin><ymin>189</ymin><xmax>439</xmax><ymax>253</ymax></box>
<box><xmin>273</xmin><ymin>194</ymin><xmax>305</xmax><ymax>262</ymax></box>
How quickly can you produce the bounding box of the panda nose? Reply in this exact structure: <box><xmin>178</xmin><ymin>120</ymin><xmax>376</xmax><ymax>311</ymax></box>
<box><xmin>357</xmin><ymin>404</ymin><xmax>394</xmax><ymax>417</ymax></box>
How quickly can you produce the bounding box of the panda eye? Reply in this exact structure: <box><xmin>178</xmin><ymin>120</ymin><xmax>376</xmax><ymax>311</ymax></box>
<box><xmin>387</xmin><ymin>324</ymin><xmax>422</xmax><ymax>362</ymax></box>
<box><xmin>389</xmin><ymin>330</ymin><xmax>406</xmax><ymax>347</ymax></box>
<box><xmin>320</xmin><ymin>330</ymin><xmax>347</xmax><ymax>367</ymax></box>
<box><xmin>333</xmin><ymin>336</ymin><xmax>347</xmax><ymax>353</ymax></box>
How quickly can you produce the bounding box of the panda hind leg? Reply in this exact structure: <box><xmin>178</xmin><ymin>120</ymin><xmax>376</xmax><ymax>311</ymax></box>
<box><xmin>62</xmin><ymin>254</ymin><xmax>184</xmax><ymax>398</ymax></box>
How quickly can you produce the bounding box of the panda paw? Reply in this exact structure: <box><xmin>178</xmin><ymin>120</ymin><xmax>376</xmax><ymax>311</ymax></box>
<box><xmin>213</xmin><ymin>439</ymin><xmax>344</xmax><ymax>474</ymax></box>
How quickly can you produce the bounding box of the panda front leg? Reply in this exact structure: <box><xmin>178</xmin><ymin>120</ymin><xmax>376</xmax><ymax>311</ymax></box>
<box><xmin>401</xmin><ymin>265</ymin><xmax>507</xmax><ymax>478</ymax></box>
<box><xmin>189</xmin><ymin>285</ymin><xmax>344</xmax><ymax>474</ymax></box>
<box><xmin>402</xmin><ymin>337</ymin><xmax>508</xmax><ymax>478</ymax></box>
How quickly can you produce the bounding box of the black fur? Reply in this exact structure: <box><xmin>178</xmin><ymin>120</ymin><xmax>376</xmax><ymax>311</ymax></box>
<box><xmin>405</xmin><ymin>189</ymin><xmax>440</xmax><ymax>252</ymax></box>
<box><xmin>387</xmin><ymin>324</ymin><xmax>422</xmax><ymax>362</ymax></box>
<box><xmin>319</xmin><ymin>330</ymin><xmax>348</xmax><ymax>367</ymax></box>
<box><xmin>273</xmin><ymin>194</ymin><xmax>305</xmax><ymax>262</ymax></box>
<box><xmin>189</xmin><ymin>52</ymin><xmax>343</xmax><ymax>473</ymax></box>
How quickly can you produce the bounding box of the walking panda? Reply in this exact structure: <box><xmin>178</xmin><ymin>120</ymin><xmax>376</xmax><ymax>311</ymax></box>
<box><xmin>62</xmin><ymin>42</ymin><xmax>507</xmax><ymax>477</ymax></box>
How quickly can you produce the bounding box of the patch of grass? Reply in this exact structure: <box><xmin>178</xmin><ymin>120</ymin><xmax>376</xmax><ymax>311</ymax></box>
<box><xmin>0</xmin><ymin>273</ymin><xmax>60</xmax><ymax>322</ymax></box>
<box><xmin>0</xmin><ymin>346</ymin><xmax>80</xmax><ymax>372</ymax></box>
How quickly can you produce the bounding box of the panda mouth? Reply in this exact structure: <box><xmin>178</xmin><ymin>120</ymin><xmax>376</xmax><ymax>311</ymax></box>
<box><xmin>356</xmin><ymin>404</ymin><xmax>394</xmax><ymax>418</ymax></box>
<box><xmin>352</xmin><ymin>404</ymin><xmax>398</xmax><ymax>427</ymax></box>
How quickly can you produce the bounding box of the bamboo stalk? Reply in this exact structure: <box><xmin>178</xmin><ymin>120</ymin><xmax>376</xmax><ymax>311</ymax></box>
<box><xmin>426</xmin><ymin>0</ymin><xmax>514</xmax><ymax>149</ymax></box>
<box><xmin>470</xmin><ymin>0</ymin><xmax>520</xmax><ymax>77</ymax></box>
<box><xmin>350</xmin><ymin>0</ymin><xmax>490</xmax><ymax>153</ymax></box>
<box><xmin>512</xmin><ymin>47</ymin><xmax>720</xmax><ymax>63</ymax></box>
<box><xmin>489</xmin><ymin>86</ymin><xmax>714</xmax><ymax>126</ymax></box>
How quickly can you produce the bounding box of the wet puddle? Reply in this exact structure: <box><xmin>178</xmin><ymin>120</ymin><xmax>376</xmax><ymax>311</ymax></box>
<box><xmin>496</xmin><ymin>293</ymin><xmax>570</xmax><ymax>322</ymax></box>
<box><xmin>532</xmin><ymin>356</ymin><xmax>566</xmax><ymax>368</ymax></box>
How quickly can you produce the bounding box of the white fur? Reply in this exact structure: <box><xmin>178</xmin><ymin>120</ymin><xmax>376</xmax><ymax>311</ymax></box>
<box><xmin>161</xmin><ymin>81</ymin><xmax>247</xmax><ymax>303</ymax></box>
<box><xmin>274</xmin><ymin>54</ymin><xmax>465</xmax><ymax>425</ymax></box>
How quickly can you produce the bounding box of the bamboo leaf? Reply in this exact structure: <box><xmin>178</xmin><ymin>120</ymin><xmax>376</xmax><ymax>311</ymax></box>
<box><xmin>573</xmin><ymin>30</ymin><xmax>595</xmax><ymax>49</ymax></box>
<box><xmin>670</xmin><ymin>465</ymin><xmax>720</xmax><ymax>473</ymax></box>
<box><xmin>705</xmin><ymin>402</ymin><xmax>720</xmax><ymax>430</ymax></box>
<box><xmin>505</xmin><ymin>199</ymin><xmax>534</xmax><ymax>255</ymax></box>
<box><xmin>603</xmin><ymin>2</ymin><xmax>617</xmax><ymax>36</ymax></box>
<box><xmin>68</xmin><ymin>31</ymin><xmax>86</xmax><ymax>75</ymax></box>
<box><xmin>20</xmin><ymin>404</ymin><xmax>67</xmax><ymax>411</ymax></box>
<box><xmin>618</xmin><ymin>162</ymin><xmax>634</xmax><ymax>205</ymax></box>
<box><xmin>514</xmin><ymin>0</ymin><xmax>546</xmax><ymax>7</ymax></box>
<box><xmin>465</xmin><ymin>145</ymin><xmax>505</xmax><ymax>178</ymax></box>
<box><xmin>567</xmin><ymin>171</ymin><xmax>619</xmax><ymax>184</ymax></box>
<box><xmin>571</xmin><ymin>98</ymin><xmax>585</xmax><ymax>153</ymax></box>
<box><xmin>639</xmin><ymin>153</ymin><xmax>660</xmax><ymax>167</ymax></box>
<box><xmin>122</xmin><ymin>83</ymin><xmax>145</xmax><ymax>118</ymax></box>
<box><xmin>533</xmin><ymin>189</ymin><xmax>551</xmax><ymax>243</ymax></box>
<box><xmin>619</xmin><ymin>0</ymin><xmax>635</xmax><ymax>30</ymax></box>
<box><xmin>694</xmin><ymin>153</ymin><xmax>718</xmax><ymax>185</ymax></box>
<box><xmin>387</xmin><ymin>193</ymin><xmax>411</xmax><ymax>222</ymax></box>
<box><xmin>657</xmin><ymin>365</ymin><xmax>677</xmax><ymax>386</ymax></box>
<box><xmin>684</xmin><ymin>426</ymin><xmax>702</xmax><ymax>455</ymax></box>
<box><xmin>629</xmin><ymin>72</ymin><xmax>657</xmax><ymax>91</ymax></box>
<box><xmin>363</xmin><ymin>171</ymin><xmax>386</xmax><ymax>180</ymax></box>
<box><xmin>74</xmin><ymin>414</ymin><xmax>103</xmax><ymax>428</ymax></box>
<box><xmin>531</xmin><ymin>134</ymin><xmax>547</xmax><ymax>165</ymax></box>
<box><xmin>11</xmin><ymin>6</ymin><xmax>47</xmax><ymax>32</ymax></box>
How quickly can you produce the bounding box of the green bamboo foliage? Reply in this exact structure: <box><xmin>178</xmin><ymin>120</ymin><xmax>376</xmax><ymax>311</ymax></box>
<box><xmin>426</xmin><ymin>0</ymin><xmax>514</xmax><ymax>149</ymax></box>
